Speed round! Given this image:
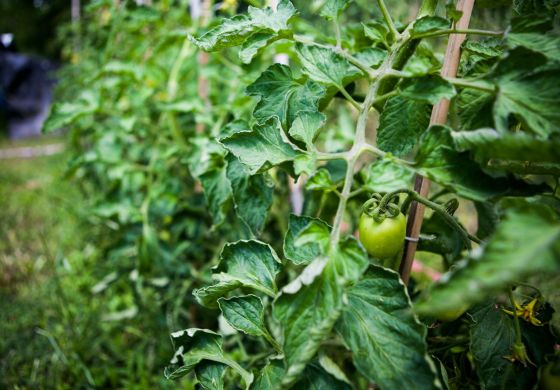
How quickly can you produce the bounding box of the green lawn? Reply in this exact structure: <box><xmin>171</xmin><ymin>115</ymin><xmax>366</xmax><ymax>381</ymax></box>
<box><xmin>0</xmin><ymin>137</ymin><xmax>87</xmax><ymax>388</ymax></box>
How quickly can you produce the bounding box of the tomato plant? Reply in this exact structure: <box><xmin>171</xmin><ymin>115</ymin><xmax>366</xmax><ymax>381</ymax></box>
<box><xmin>45</xmin><ymin>0</ymin><xmax>560</xmax><ymax>389</ymax></box>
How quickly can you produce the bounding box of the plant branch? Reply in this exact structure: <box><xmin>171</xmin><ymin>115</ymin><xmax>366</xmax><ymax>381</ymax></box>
<box><xmin>445</xmin><ymin>77</ymin><xmax>495</xmax><ymax>92</ymax></box>
<box><xmin>376</xmin><ymin>0</ymin><xmax>400</xmax><ymax>40</ymax></box>
<box><xmin>413</xmin><ymin>28</ymin><xmax>504</xmax><ymax>40</ymax></box>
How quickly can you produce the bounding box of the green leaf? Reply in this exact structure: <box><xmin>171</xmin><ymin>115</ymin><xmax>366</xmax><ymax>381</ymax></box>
<box><xmin>377</xmin><ymin>96</ymin><xmax>430</xmax><ymax>157</ymax></box>
<box><xmin>507</xmin><ymin>32</ymin><xmax>560</xmax><ymax>62</ymax></box>
<box><xmin>360</xmin><ymin>158</ymin><xmax>414</xmax><ymax>193</ymax></box>
<box><xmin>288</xmin><ymin>111</ymin><xmax>326</xmax><ymax>149</ymax></box>
<box><xmin>195</xmin><ymin>361</ymin><xmax>227</xmax><ymax>390</ymax></box>
<box><xmin>410</xmin><ymin>16</ymin><xmax>450</xmax><ymax>38</ymax></box>
<box><xmin>189</xmin><ymin>0</ymin><xmax>296</xmax><ymax>54</ymax></box>
<box><xmin>320</xmin><ymin>0</ymin><xmax>351</xmax><ymax>20</ymax></box>
<box><xmin>44</xmin><ymin>91</ymin><xmax>99</xmax><ymax>132</ymax></box>
<box><xmin>246</xmin><ymin>64</ymin><xmax>326</xmax><ymax>130</ymax></box>
<box><xmin>215</xmin><ymin>240</ymin><xmax>282</xmax><ymax>297</ymax></box>
<box><xmin>194</xmin><ymin>281</ymin><xmax>242</xmax><ymax>309</ymax></box>
<box><xmin>306</xmin><ymin>168</ymin><xmax>338</xmax><ymax>192</ymax></box>
<box><xmin>239</xmin><ymin>32</ymin><xmax>277</xmax><ymax>64</ymax></box>
<box><xmin>336</xmin><ymin>266</ymin><xmax>441</xmax><ymax>390</ymax></box>
<box><xmin>226</xmin><ymin>156</ymin><xmax>274</xmax><ymax>234</ymax></box>
<box><xmin>273</xmin><ymin>237</ymin><xmax>368</xmax><ymax>386</ymax></box>
<box><xmin>400</xmin><ymin>75</ymin><xmax>456</xmax><ymax>105</ymax></box>
<box><xmin>165</xmin><ymin>328</ymin><xmax>254</xmax><ymax>387</ymax></box>
<box><xmin>354</xmin><ymin>47</ymin><xmax>387</xmax><ymax>68</ymax></box>
<box><xmin>199</xmin><ymin>162</ymin><xmax>233</xmax><ymax>228</ymax></box>
<box><xmin>456</xmin><ymin>89</ymin><xmax>494</xmax><ymax>130</ymax></box>
<box><xmin>362</xmin><ymin>21</ymin><xmax>388</xmax><ymax>45</ymax></box>
<box><xmin>415</xmin><ymin>204</ymin><xmax>560</xmax><ymax>318</ymax></box>
<box><xmin>251</xmin><ymin>360</ymin><xmax>284</xmax><ymax>390</ymax></box>
<box><xmin>452</xmin><ymin>128</ymin><xmax>560</xmax><ymax>175</ymax></box>
<box><xmin>415</xmin><ymin>126</ymin><xmax>545</xmax><ymax>201</ymax></box>
<box><xmin>491</xmin><ymin>48</ymin><xmax>560</xmax><ymax>137</ymax></box>
<box><xmin>283</xmin><ymin>214</ymin><xmax>327</xmax><ymax>265</ymax></box>
<box><xmin>218</xmin><ymin>295</ymin><xmax>269</xmax><ymax>337</ymax></box>
<box><xmin>297</xmin><ymin>363</ymin><xmax>352</xmax><ymax>389</ymax></box>
<box><xmin>296</xmin><ymin>43</ymin><xmax>360</xmax><ymax>88</ymax></box>
<box><xmin>469</xmin><ymin>303</ymin><xmax>535</xmax><ymax>389</ymax></box>
<box><xmin>219</xmin><ymin>118</ymin><xmax>298</xmax><ymax>174</ymax></box>
<box><xmin>165</xmin><ymin>329</ymin><xmax>224</xmax><ymax>379</ymax></box>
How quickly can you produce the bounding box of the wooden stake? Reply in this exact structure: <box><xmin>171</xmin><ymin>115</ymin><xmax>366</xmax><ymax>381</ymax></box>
<box><xmin>399</xmin><ymin>0</ymin><xmax>475</xmax><ymax>284</ymax></box>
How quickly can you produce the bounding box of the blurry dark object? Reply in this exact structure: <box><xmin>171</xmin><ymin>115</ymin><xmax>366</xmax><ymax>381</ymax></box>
<box><xmin>0</xmin><ymin>36</ymin><xmax>57</xmax><ymax>139</ymax></box>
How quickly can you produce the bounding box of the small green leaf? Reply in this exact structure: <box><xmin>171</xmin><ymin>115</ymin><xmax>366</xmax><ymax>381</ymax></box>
<box><xmin>410</xmin><ymin>16</ymin><xmax>451</xmax><ymax>38</ymax></box>
<box><xmin>306</xmin><ymin>168</ymin><xmax>338</xmax><ymax>192</ymax></box>
<box><xmin>336</xmin><ymin>266</ymin><xmax>441</xmax><ymax>390</ymax></box>
<box><xmin>296</xmin><ymin>43</ymin><xmax>360</xmax><ymax>88</ymax></box>
<box><xmin>284</xmin><ymin>214</ymin><xmax>327</xmax><ymax>265</ymax></box>
<box><xmin>165</xmin><ymin>329</ymin><xmax>224</xmax><ymax>379</ymax></box>
<box><xmin>166</xmin><ymin>328</ymin><xmax>253</xmax><ymax>388</ymax></box>
<box><xmin>194</xmin><ymin>281</ymin><xmax>242</xmax><ymax>309</ymax></box>
<box><xmin>246</xmin><ymin>64</ymin><xmax>326</xmax><ymax>130</ymax></box>
<box><xmin>288</xmin><ymin>111</ymin><xmax>326</xmax><ymax>149</ymax></box>
<box><xmin>218</xmin><ymin>295</ymin><xmax>269</xmax><ymax>337</ymax></box>
<box><xmin>215</xmin><ymin>240</ymin><xmax>282</xmax><ymax>297</ymax></box>
<box><xmin>199</xmin><ymin>162</ymin><xmax>233</xmax><ymax>228</ymax></box>
<box><xmin>195</xmin><ymin>361</ymin><xmax>227</xmax><ymax>390</ymax></box>
<box><xmin>377</xmin><ymin>96</ymin><xmax>430</xmax><ymax>157</ymax></box>
<box><xmin>415</xmin><ymin>204</ymin><xmax>560</xmax><ymax>318</ymax></box>
<box><xmin>219</xmin><ymin>118</ymin><xmax>298</xmax><ymax>174</ymax></box>
<box><xmin>400</xmin><ymin>75</ymin><xmax>456</xmax><ymax>105</ymax></box>
<box><xmin>362</xmin><ymin>21</ymin><xmax>388</xmax><ymax>44</ymax></box>
<box><xmin>189</xmin><ymin>0</ymin><xmax>296</xmax><ymax>54</ymax></box>
<box><xmin>360</xmin><ymin>158</ymin><xmax>414</xmax><ymax>193</ymax></box>
<box><xmin>226</xmin><ymin>156</ymin><xmax>274</xmax><ymax>235</ymax></box>
<box><xmin>320</xmin><ymin>0</ymin><xmax>351</xmax><ymax>20</ymax></box>
<box><xmin>251</xmin><ymin>360</ymin><xmax>285</xmax><ymax>390</ymax></box>
<box><xmin>239</xmin><ymin>33</ymin><xmax>276</xmax><ymax>64</ymax></box>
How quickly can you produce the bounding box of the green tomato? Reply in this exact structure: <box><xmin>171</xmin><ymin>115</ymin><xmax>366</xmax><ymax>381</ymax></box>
<box><xmin>435</xmin><ymin>303</ymin><xmax>470</xmax><ymax>322</ymax></box>
<box><xmin>359</xmin><ymin>212</ymin><xmax>406</xmax><ymax>261</ymax></box>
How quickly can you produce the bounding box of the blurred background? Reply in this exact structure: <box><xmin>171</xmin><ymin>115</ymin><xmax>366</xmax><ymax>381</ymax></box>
<box><xmin>0</xmin><ymin>1</ymin><xmax>515</xmax><ymax>389</ymax></box>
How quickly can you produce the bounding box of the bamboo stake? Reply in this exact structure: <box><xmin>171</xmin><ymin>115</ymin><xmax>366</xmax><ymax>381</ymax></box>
<box><xmin>399</xmin><ymin>0</ymin><xmax>475</xmax><ymax>284</ymax></box>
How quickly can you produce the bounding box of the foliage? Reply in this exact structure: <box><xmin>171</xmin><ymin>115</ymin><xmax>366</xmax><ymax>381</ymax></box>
<box><xmin>41</xmin><ymin>0</ymin><xmax>560</xmax><ymax>389</ymax></box>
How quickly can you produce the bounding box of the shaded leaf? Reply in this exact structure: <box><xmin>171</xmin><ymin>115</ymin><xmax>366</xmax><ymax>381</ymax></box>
<box><xmin>196</xmin><ymin>361</ymin><xmax>227</xmax><ymax>390</ymax></box>
<box><xmin>400</xmin><ymin>75</ymin><xmax>456</xmax><ymax>105</ymax></box>
<box><xmin>415</xmin><ymin>204</ymin><xmax>560</xmax><ymax>318</ymax></box>
<box><xmin>273</xmin><ymin>236</ymin><xmax>368</xmax><ymax>386</ymax></box>
<box><xmin>410</xmin><ymin>16</ymin><xmax>450</xmax><ymax>37</ymax></box>
<box><xmin>377</xmin><ymin>96</ymin><xmax>430</xmax><ymax>156</ymax></box>
<box><xmin>336</xmin><ymin>266</ymin><xmax>441</xmax><ymax>390</ymax></box>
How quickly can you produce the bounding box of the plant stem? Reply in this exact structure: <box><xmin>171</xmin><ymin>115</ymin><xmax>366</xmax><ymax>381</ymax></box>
<box><xmin>445</xmin><ymin>77</ymin><xmax>495</xmax><ymax>92</ymax></box>
<box><xmin>507</xmin><ymin>288</ymin><xmax>524</xmax><ymax>346</ymax></box>
<box><xmin>376</xmin><ymin>0</ymin><xmax>399</xmax><ymax>40</ymax></box>
<box><xmin>337</xmin><ymin>85</ymin><xmax>362</xmax><ymax>110</ymax></box>
<box><xmin>413</xmin><ymin>28</ymin><xmax>504</xmax><ymax>40</ymax></box>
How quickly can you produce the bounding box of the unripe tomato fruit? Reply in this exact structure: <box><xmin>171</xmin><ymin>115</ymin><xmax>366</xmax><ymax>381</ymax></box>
<box><xmin>359</xmin><ymin>212</ymin><xmax>406</xmax><ymax>260</ymax></box>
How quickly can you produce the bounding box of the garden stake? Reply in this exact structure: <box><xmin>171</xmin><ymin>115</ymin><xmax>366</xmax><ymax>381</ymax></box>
<box><xmin>399</xmin><ymin>0</ymin><xmax>475</xmax><ymax>284</ymax></box>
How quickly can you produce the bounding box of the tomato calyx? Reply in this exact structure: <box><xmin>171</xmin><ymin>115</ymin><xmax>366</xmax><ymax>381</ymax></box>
<box><xmin>361</xmin><ymin>192</ymin><xmax>401</xmax><ymax>223</ymax></box>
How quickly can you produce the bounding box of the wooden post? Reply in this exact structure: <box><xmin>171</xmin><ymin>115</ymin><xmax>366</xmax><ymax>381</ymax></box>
<box><xmin>399</xmin><ymin>0</ymin><xmax>475</xmax><ymax>284</ymax></box>
<box><xmin>194</xmin><ymin>0</ymin><xmax>213</xmax><ymax>134</ymax></box>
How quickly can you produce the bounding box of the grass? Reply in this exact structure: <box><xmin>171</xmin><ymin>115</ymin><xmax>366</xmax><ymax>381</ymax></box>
<box><xmin>0</xmin><ymin>137</ymin><xmax>87</xmax><ymax>388</ymax></box>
